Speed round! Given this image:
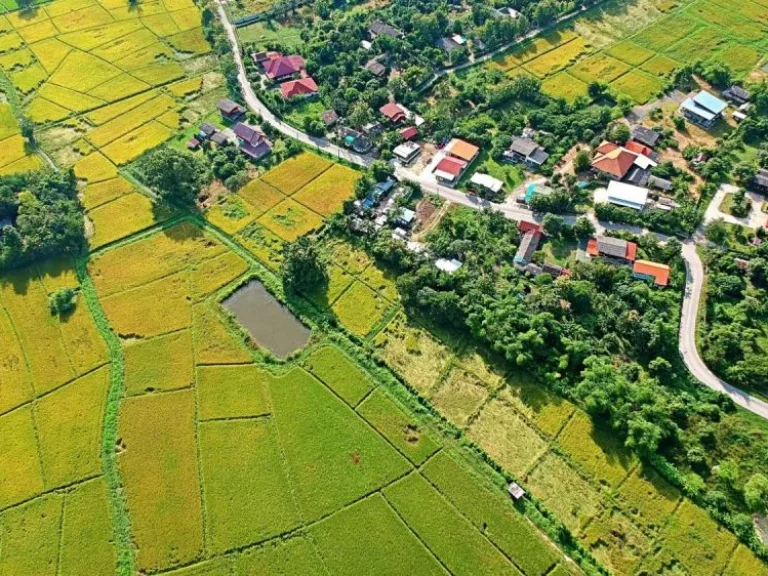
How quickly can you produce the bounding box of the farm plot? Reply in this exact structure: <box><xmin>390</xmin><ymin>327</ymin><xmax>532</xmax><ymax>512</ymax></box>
<box><xmin>309</xmin><ymin>494</ymin><xmax>446</xmax><ymax>576</ymax></box>
<box><xmin>268</xmin><ymin>367</ymin><xmax>411</xmax><ymax>522</ymax></box>
<box><xmin>258</xmin><ymin>198</ymin><xmax>324</xmax><ymax>242</ymax></box>
<box><xmin>331</xmin><ymin>281</ymin><xmax>392</xmax><ymax>338</ymax></box>
<box><xmin>237</xmin><ymin>222</ymin><xmax>285</xmax><ymax>272</ymax></box>
<box><xmin>431</xmin><ymin>366</ymin><xmax>497</xmax><ymax>428</ymax></box>
<box><xmin>616</xmin><ymin>465</ymin><xmax>681</xmax><ymax>532</ymax></box>
<box><xmin>260</xmin><ymin>151</ymin><xmax>331</xmax><ymax>195</ymax></box>
<box><xmin>206</xmin><ymin>194</ymin><xmax>261</xmax><ymax>235</ymax></box>
<box><xmin>524</xmin><ymin>38</ymin><xmax>589</xmax><ymax>78</ymax></box>
<box><xmin>196</xmin><ymin>364</ymin><xmax>271</xmax><ymax>420</ymax></box>
<box><xmin>580</xmin><ymin>508</ymin><xmax>652</xmax><ymax>576</ymax></box>
<box><xmin>237</xmin><ymin>178</ymin><xmax>286</xmax><ymax>212</ymax></box>
<box><xmin>291</xmin><ymin>163</ymin><xmax>360</xmax><ymax>217</ymax></box>
<box><xmin>304</xmin><ymin>345</ymin><xmax>375</xmax><ymax>407</ymax></box>
<box><xmin>124</xmin><ymin>330</ymin><xmax>195</xmax><ymax>396</ymax></box>
<box><xmin>87</xmin><ymin>191</ymin><xmax>170</xmax><ymax>249</ymax></box>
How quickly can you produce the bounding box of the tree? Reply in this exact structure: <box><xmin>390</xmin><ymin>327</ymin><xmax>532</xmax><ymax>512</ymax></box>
<box><xmin>673</xmin><ymin>115</ymin><xmax>686</xmax><ymax>131</ymax></box>
<box><xmin>137</xmin><ymin>148</ymin><xmax>210</xmax><ymax>207</ymax></box>
<box><xmin>744</xmin><ymin>473</ymin><xmax>768</xmax><ymax>513</ymax></box>
<box><xmin>281</xmin><ymin>237</ymin><xmax>327</xmax><ymax>295</ymax></box>
<box><xmin>19</xmin><ymin>118</ymin><xmax>34</xmax><ymax>145</ymax></box>
<box><xmin>609</xmin><ymin>123</ymin><xmax>630</xmax><ymax>145</ymax></box>
<box><xmin>733</xmin><ymin>161</ymin><xmax>757</xmax><ymax>186</ymax></box>
<box><xmin>704</xmin><ymin>219</ymin><xmax>728</xmax><ymax>245</ymax></box>
<box><xmin>49</xmin><ymin>287</ymin><xmax>76</xmax><ymax>316</ymax></box>
<box><xmin>587</xmin><ymin>81</ymin><xmax>610</xmax><ymax>101</ymax></box>
<box><xmin>572</xmin><ymin>216</ymin><xmax>595</xmax><ymax>239</ymax></box>
<box><xmin>573</xmin><ymin>150</ymin><xmax>591</xmax><ymax>173</ymax></box>
<box><xmin>542</xmin><ymin>213</ymin><xmax>565</xmax><ymax>236</ymax></box>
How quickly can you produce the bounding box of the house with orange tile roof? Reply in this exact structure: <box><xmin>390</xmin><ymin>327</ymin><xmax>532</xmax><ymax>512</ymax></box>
<box><xmin>280</xmin><ymin>77</ymin><xmax>319</xmax><ymax>99</ymax></box>
<box><xmin>632</xmin><ymin>260</ymin><xmax>670</xmax><ymax>287</ymax></box>
<box><xmin>445</xmin><ymin>138</ymin><xmax>480</xmax><ymax>163</ymax></box>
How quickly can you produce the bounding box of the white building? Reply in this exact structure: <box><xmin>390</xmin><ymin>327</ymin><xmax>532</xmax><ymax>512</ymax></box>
<box><xmin>393</xmin><ymin>141</ymin><xmax>421</xmax><ymax>164</ymax></box>
<box><xmin>605</xmin><ymin>181</ymin><xmax>649</xmax><ymax>211</ymax></box>
<box><xmin>435</xmin><ymin>258</ymin><xmax>463</xmax><ymax>274</ymax></box>
<box><xmin>470</xmin><ymin>173</ymin><xmax>504</xmax><ymax>194</ymax></box>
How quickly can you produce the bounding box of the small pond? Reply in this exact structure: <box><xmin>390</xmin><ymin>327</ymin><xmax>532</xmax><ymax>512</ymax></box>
<box><xmin>222</xmin><ymin>280</ymin><xmax>310</xmax><ymax>359</ymax></box>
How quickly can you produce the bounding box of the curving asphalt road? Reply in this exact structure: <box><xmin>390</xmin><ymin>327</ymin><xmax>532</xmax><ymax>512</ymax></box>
<box><xmin>215</xmin><ymin>1</ymin><xmax>768</xmax><ymax>420</ymax></box>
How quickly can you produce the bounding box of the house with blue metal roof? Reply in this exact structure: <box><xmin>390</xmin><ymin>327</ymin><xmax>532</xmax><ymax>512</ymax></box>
<box><xmin>680</xmin><ymin>90</ymin><xmax>728</xmax><ymax>129</ymax></box>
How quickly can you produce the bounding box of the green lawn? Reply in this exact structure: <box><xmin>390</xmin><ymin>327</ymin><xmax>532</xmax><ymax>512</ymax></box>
<box><xmin>238</xmin><ymin>20</ymin><xmax>304</xmax><ymax>49</ymax></box>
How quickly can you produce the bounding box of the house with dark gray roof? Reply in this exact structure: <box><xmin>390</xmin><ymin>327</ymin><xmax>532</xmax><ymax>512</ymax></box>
<box><xmin>503</xmin><ymin>137</ymin><xmax>549</xmax><ymax>170</ymax></box>
<box><xmin>723</xmin><ymin>86</ymin><xmax>750</xmax><ymax>106</ymax></box>
<box><xmin>753</xmin><ymin>168</ymin><xmax>768</xmax><ymax>193</ymax></box>
<box><xmin>370</xmin><ymin>20</ymin><xmax>403</xmax><ymax>39</ymax></box>
<box><xmin>437</xmin><ymin>36</ymin><xmax>462</xmax><ymax>53</ymax></box>
<box><xmin>630</xmin><ymin>125</ymin><xmax>660</xmax><ymax>148</ymax></box>
<box><xmin>233</xmin><ymin>122</ymin><xmax>271</xmax><ymax>160</ymax></box>
<box><xmin>649</xmin><ymin>175</ymin><xmax>672</xmax><ymax>192</ymax></box>
<box><xmin>365</xmin><ymin>59</ymin><xmax>387</xmax><ymax>77</ymax></box>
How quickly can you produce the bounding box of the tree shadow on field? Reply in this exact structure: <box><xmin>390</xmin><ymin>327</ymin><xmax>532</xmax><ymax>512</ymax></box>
<box><xmin>0</xmin><ymin>268</ymin><xmax>32</xmax><ymax>297</ymax></box>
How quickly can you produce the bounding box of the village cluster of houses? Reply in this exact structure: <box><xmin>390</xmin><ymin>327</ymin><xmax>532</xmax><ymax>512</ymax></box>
<box><xmin>186</xmin><ymin>98</ymin><xmax>273</xmax><ymax>162</ymax></box>
<box><xmin>351</xmin><ymin>177</ymin><xmax>417</xmax><ymax>241</ymax></box>
<box><xmin>586</xmin><ymin>235</ymin><xmax>670</xmax><ymax>286</ymax></box>
<box><xmin>681</xmin><ymin>87</ymin><xmax>754</xmax><ymax>129</ymax></box>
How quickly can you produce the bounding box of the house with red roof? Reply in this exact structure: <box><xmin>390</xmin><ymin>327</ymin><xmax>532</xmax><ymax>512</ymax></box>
<box><xmin>380</xmin><ymin>102</ymin><xmax>407</xmax><ymax>124</ymax></box>
<box><xmin>262</xmin><ymin>53</ymin><xmax>306</xmax><ymax>81</ymax></box>
<box><xmin>433</xmin><ymin>156</ymin><xmax>467</xmax><ymax>185</ymax></box>
<box><xmin>280</xmin><ymin>77</ymin><xmax>319</xmax><ymax>99</ymax></box>
<box><xmin>400</xmin><ymin>126</ymin><xmax>418</xmax><ymax>141</ymax></box>
<box><xmin>592</xmin><ymin>140</ymin><xmax>658</xmax><ymax>187</ymax></box>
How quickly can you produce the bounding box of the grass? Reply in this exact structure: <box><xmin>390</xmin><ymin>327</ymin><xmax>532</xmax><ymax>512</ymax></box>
<box><xmin>124</xmin><ymin>330</ymin><xmax>194</xmax><ymax>396</ymax></box>
<box><xmin>357</xmin><ymin>388</ymin><xmax>441</xmax><ymax>465</ymax></box>
<box><xmin>88</xmin><ymin>192</ymin><xmax>166</xmax><ymax>249</ymax></box>
<box><xmin>0</xmin><ymin>492</ymin><xmax>63</xmax><ymax>575</ymax></box>
<box><xmin>35</xmin><ymin>367</ymin><xmax>109</xmax><ymax>488</ymax></box>
<box><xmin>331</xmin><ymin>281</ymin><xmax>391</xmax><ymax>338</ymax></box>
<box><xmin>525</xmin><ymin>453</ymin><xmax>604</xmax><ymax>532</ymax></box>
<box><xmin>237</xmin><ymin>20</ymin><xmax>304</xmax><ymax>49</ymax></box>
<box><xmin>261</xmin><ymin>152</ymin><xmax>332</xmax><ymax>195</ymax></box>
<box><xmin>268</xmin><ymin>368</ymin><xmax>410</xmax><ymax>522</ymax></box>
<box><xmin>292</xmin><ymin>163</ymin><xmax>360</xmax><ymax>217</ymax></box>
<box><xmin>467</xmin><ymin>398</ymin><xmax>549</xmax><ymax>477</ymax></box>
<box><xmin>304</xmin><ymin>345</ymin><xmax>375</xmax><ymax>406</ymax></box>
<box><xmin>59</xmin><ymin>478</ymin><xmax>118</xmax><ymax>575</ymax></box>
<box><xmin>310</xmin><ymin>494</ymin><xmax>447</xmax><ymax>576</ymax></box>
<box><xmin>422</xmin><ymin>451</ymin><xmax>560</xmax><ymax>576</ymax></box>
<box><xmin>100</xmin><ymin>272</ymin><xmax>192</xmax><ymax>339</ymax></box>
<box><xmin>196</xmin><ymin>364</ymin><xmax>271</xmax><ymax>420</ymax></box>
<box><xmin>372</xmin><ymin>312</ymin><xmax>452</xmax><ymax>395</ymax></box>
<box><xmin>199</xmin><ymin>419</ymin><xmax>300</xmax><ymax>553</ymax></box>
<box><xmin>0</xmin><ymin>406</ymin><xmax>45</xmax><ymax>508</ymax></box>
<box><xmin>556</xmin><ymin>411</ymin><xmax>636</xmax><ymax>488</ymax></box>
<box><xmin>118</xmin><ymin>389</ymin><xmax>204</xmax><ymax>572</ymax></box>
<box><xmin>384</xmin><ymin>472</ymin><xmax>521</xmax><ymax>575</ymax></box>
<box><xmin>259</xmin><ymin>198</ymin><xmax>324</xmax><ymax>241</ymax></box>
<box><xmin>431</xmin><ymin>366</ymin><xmax>495</xmax><ymax>427</ymax></box>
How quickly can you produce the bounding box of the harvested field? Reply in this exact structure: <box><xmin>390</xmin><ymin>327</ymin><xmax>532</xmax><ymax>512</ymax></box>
<box><xmin>327</xmin><ymin>240</ymin><xmax>373</xmax><ymax>275</ymax></box>
<box><xmin>359</xmin><ymin>263</ymin><xmax>399</xmax><ymax>302</ymax></box>
<box><xmin>268</xmin><ymin>368</ymin><xmax>410</xmax><ymax>522</ymax></box>
<box><xmin>580</xmin><ymin>508</ymin><xmax>652</xmax><ymax>575</ymax></box>
<box><xmin>431</xmin><ymin>366</ymin><xmax>494</xmax><ymax>427</ymax></box>
<box><xmin>499</xmin><ymin>373</ymin><xmax>575</xmax><ymax>437</ymax></box>
<box><xmin>118</xmin><ymin>389</ymin><xmax>204</xmax><ymax>572</ymax></box>
<box><xmin>467</xmin><ymin>398</ymin><xmax>549</xmax><ymax>477</ymax></box>
<box><xmin>616</xmin><ymin>465</ymin><xmax>680</xmax><ymax>531</ymax></box>
<box><xmin>237</xmin><ymin>222</ymin><xmax>285</xmax><ymax>271</ymax></box>
<box><xmin>357</xmin><ymin>388</ymin><xmax>440</xmax><ymax>465</ymax></box>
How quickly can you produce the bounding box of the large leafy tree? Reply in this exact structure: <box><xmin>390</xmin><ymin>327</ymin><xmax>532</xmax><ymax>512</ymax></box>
<box><xmin>137</xmin><ymin>148</ymin><xmax>210</xmax><ymax>207</ymax></box>
<box><xmin>281</xmin><ymin>237</ymin><xmax>327</xmax><ymax>295</ymax></box>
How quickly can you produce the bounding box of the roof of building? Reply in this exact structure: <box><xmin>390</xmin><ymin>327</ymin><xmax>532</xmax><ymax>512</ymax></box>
<box><xmin>754</xmin><ymin>169</ymin><xmax>768</xmax><ymax>188</ymax></box>
<box><xmin>322</xmin><ymin>109</ymin><xmax>339</xmax><ymax>125</ymax></box>
<box><xmin>240</xmin><ymin>140</ymin><xmax>272</xmax><ymax>160</ymax></box>
<box><xmin>400</xmin><ymin>126</ymin><xmax>418</xmax><ymax>140</ymax></box>
<box><xmin>724</xmin><ymin>85</ymin><xmax>750</xmax><ymax>102</ymax></box>
<box><xmin>280</xmin><ymin>77</ymin><xmax>318</xmax><ymax>98</ymax></box>
<box><xmin>470</xmin><ymin>173</ymin><xmax>503</xmax><ymax>193</ymax></box>
<box><xmin>397</xmin><ymin>208</ymin><xmax>416</xmax><ymax>224</ymax></box>
<box><xmin>187</xmin><ymin>137</ymin><xmax>200</xmax><ymax>149</ymax></box>
<box><xmin>393</xmin><ymin>141</ymin><xmax>420</xmax><ymax>159</ymax></box>
<box><xmin>588</xmin><ymin>236</ymin><xmax>637</xmax><ymax>261</ymax></box>
<box><xmin>263</xmin><ymin>54</ymin><xmax>305</xmax><ymax>79</ymax></box>
<box><xmin>624</xmin><ymin>140</ymin><xmax>654</xmax><ymax>157</ymax></box>
<box><xmin>217</xmin><ymin>98</ymin><xmax>242</xmax><ymax>114</ymax></box>
<box><xmin>380</xmin><ymin>102</ymin><xmax>406</xmax><ymax>121</ymax></box>
<box><xmin>435</xmin><ymin>258</ymin><xmax>463</xmax><ymax>274</ymax></box>
<box><xmin>365</xmin><ymin>60</ymin><xmax>387</xmax><ymax>76</ymax></box>
<box><xmin>510</xmin><ymin>136</ymin><xmax>539</xmax><ymax>157</ymax></box>
<box><xmin>649</xmin><ymin>175</ymin><xmax>672</xmax><ymax>191</ymax></box>
<box><xmin>434</xmin><ymin>156</ymin><xmax>467</xmax><ymax>177</ymax></box>
<box><xmin>630</xmin><ymin>125</ymin><xmax>660</xmax><ymax>148</ymax></box>
<box><xmin>370</xmin><ymin>20</ymin><xmax>402</xmax><ymax>38</ymax></box>
<box><xmin>211</xmin><ymin>131</ymin><xmax>229</xmax><ymax>145</ymax></box>
<box><xmin>234</xmin><ymin>122</ymin><xmax>265</xmax><ymax>145</ymax></box>
<box><xmin>437</xmin><ymin>36</ymin><xmax>462</xmax><ymax>52</ymax></box>
<box><xmin>633</xmin><ymin>260</ymin><xmax>671</xmax><ymax>286</ymax></box>
<box><xmin>528</xmin><ymin>148</ymin><xmax>549</xmax><ymax>166</ymax></box>
<box><xmin>592</xmin><ymin>146</ymin><xmax>637</xmax><ymax>179</ymax></box>
<box><xmin>200</xmin><ymin>122</ymin><xmax>217</xmax><ymax>136</ymax></box>
<box><xmin>595</xmin><ymin>141</ymin><xmax>620</xmax><ymax>155</ymax></box>
<box><xmin>446</xmin><ymin>138</ymin><xmax>479</xmax><ymax>162</ymax></box>
<box><xmin>606</xmin><ymin>181</ymin><xmax>649</xmax><ymax>210</ymax></box>
<box><xmin>694</xmin><ymin>90</ymin><xmax>728</xmax><ymax>114</ymax></box>
<box><xmin>624</xmin><ymin>166</ymin><xmax>650</xmax><ymax>188</ymax></box>
<box><xmin>542</xmin><ymin>262</ymin><xmax>565</xmax><ymax>277</ymax></box>
<box><xmin>514</xmin><ymin>230</ymin><xmax>541</xmax><ymax>264</ymax></box>
<box><xmin>519</xmin><ymin>220</ymin><xmax>541</xmax><ymax>234</ymax></box>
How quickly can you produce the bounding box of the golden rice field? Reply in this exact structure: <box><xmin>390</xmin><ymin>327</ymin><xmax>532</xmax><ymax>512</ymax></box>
<box><xmin>0</xmin><ymin>0</ymin><xmax>222</xmax><ymax>176</ymax></box>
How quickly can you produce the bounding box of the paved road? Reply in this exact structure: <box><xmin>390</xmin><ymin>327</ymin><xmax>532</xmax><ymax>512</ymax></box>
<box><xmin>215</xmin><ymin>2</ymin><xmax>768</xmax><ymax>420</ymax></box>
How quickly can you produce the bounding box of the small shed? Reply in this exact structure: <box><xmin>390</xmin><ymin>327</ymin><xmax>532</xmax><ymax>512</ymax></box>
<box><xmin>508</xmin><ymin>482</ymin><xmax>526</xmax><ymax>500</ymax></box>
